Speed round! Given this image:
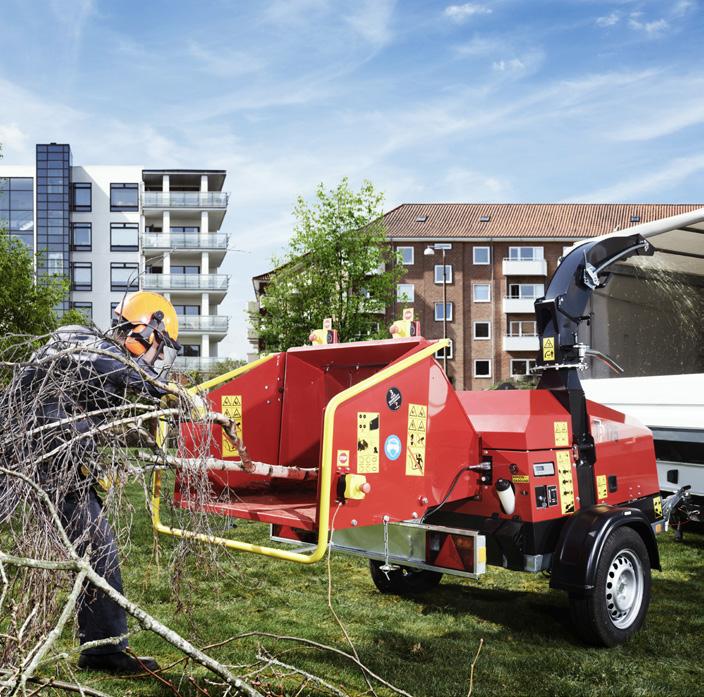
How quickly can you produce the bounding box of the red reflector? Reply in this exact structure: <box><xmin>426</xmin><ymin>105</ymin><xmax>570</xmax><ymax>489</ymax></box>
<box><xmin>426</xmin><ymin>533</ymin><xmax>475</xmax><ymax>572</ymax></box>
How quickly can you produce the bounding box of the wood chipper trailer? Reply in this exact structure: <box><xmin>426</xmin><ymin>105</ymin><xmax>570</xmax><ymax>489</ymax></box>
<box><xmin>152</xmin><ymin>231</ymin><xmax>667</xmax><ymax>647</ymax></box>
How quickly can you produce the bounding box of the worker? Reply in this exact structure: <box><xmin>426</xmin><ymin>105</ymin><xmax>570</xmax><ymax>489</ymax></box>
<box><xmin>18</xmin><ymin>291</ymin><xmax>181</xmax><ymax>674</ymax></box>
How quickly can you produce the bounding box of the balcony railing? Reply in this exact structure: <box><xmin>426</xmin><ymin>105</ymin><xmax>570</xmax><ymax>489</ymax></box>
<box><xmin>178</xmin><ymin>315</ymin><xmax>229</xmax><ymax>332</ymax></box>
<box><xmin>142</xmin><ymin>232</ymin><xmax>229</xmax><ymax>250</ymax></box>
<box><xmin>503</xmin><ymin>297</ymin><xmax>537</xmax><ymax>314</ymax></box>
<box><xmin>142</xmin><ymin>192</ymin><xmax>229</xmax><ymax>209</ymax></box>
<box><xmin>173</xmin><ymin>356</ymin><xmax>223</xmax><ymax>373</ymax></box>
<box><xmin>503</xmin><ymin>334</ymin><xmax>540</xmax><ymax>352</ymax></box>
<box><xmin>143</xmin><ymin>274</ymin><xmax>229</xmax><ymax>292</ymax></box>
<box><xmin>502</xmin><ymin>258</ymin><xmax>548</xmax><ymax>276</ymax></box>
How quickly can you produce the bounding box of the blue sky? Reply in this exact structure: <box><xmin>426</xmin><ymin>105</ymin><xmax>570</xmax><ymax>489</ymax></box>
<box><xmin>1</xmin><ymin>0</ymin><xmax>703</xmax><ymax>356</ymax></box>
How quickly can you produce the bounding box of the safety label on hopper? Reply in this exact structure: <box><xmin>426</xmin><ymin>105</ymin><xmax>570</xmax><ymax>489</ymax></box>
<box><xmin>357</xmin><ymin>412</ymin><xmax>380</xmax><ymax>473</ymax></box>
<box><xmin>542</xmin><ymin>337</ymin><xmax>555</xmax><ymax>361</ymax></box>
<box><xmin>406</xmin><ymin>403</ymin><xmax>427</xmax><ymax>476</ymax></box>
<box><xmin>596</xmin><ymin>474</ymin><xmax>608</xmax><ymax>500</ymax></box>
<box><xmin>221</xmin><ymin>394</ymin><xmax>243</xmax><ymax>457</ymax></box>
<box><xmin>556</xmin><ymin>450</ymin><xmax>575</xmax><ymax>514</ymax></box>
<box><xmin>553</xmin><ymin>421</ymin><xmax>569</xmax><ymax>447</ymax></box>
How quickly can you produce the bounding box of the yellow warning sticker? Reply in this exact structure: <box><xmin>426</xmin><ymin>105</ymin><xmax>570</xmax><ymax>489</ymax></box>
<box><xmin>512</xmin><ymin>475</ymin><xmax>530</xmax><ymax>484</ymax></box>
<box><xmin>654</xmin><ymin>495</ymin><xmax>663</xmax><ymax>518</ymax></box>
<box><xmin>221</xmin><ymin>394</ymin><xmax>243</xmax><ymax>457</ymax></box>
<box><xmin>357</xmin><ymin>412</ymin><xmax>380</xmax><ymax>473</ymax></box>
<box><xmin>596</xmin><ymin>474</ymin><xmax>608</xmax><ymax>500</ymax></box>
<box><xmin>406</xmin><ymin>403</ymin><xmax>427</xmax><ymax>476</ymax></box>
<box><xmin>542</xmin><ymin>337</ymin><xmax>555</xmax><ymax>361</ymax></box>
<box><xmin>556</xmin><ymin>450</ymin><xmax>575</xmax><ymax>515</ymax></box>
<box><xmin>553</xmin><ymin>421</ymin><xmax>569</xmax><ymax>447</ymax></box>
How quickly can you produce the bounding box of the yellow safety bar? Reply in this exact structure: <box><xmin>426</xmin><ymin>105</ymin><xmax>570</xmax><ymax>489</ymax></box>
<box><xmin>151</xmin><ymin>340</ymin><xmax>449</xmax><ymax>563</ymax></box>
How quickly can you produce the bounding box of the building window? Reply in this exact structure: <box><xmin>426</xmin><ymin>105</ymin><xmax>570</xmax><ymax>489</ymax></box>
<box><xmin>473</xmin><ymin>283</ymin><xmax>491</xmax><ymax>302</ymax></box>
<box><xmin>473</xmin><ymin>246</ymin><xmax>490</xmax><ymax>265</ymax></box>
<box><xmin>508</xmin><ymin>246</ymin><xmax>544</xmax><ymax>261</ymax></box>
<box><xmin>511</xmin><ymin>359</ymin><xmax>536</xmax><ymax>376</ymax></box>
<box><xmin>508</xmin><ymin>283</ymin><xmax>544</xmax><ymax>299</ymax></box>
<box><xmin>174</xmin><ymin>304</ymin><xmax>201</xmax><ymax>315</ymax></box>
<box><xmin>110</xmin><ymin>183</ymin><xmax>139</xmax><ymax>211</ymax></box>
<box><xmin>110</xmin><ymin>262</ymin><xmax>139</xmax><ymax>291</ymax></box>
<box><xmin>397</xmin><ymin>283</ymin><xmax>414</xmax><ymax>302</ymax></box>
<box><xmin>474</xmin><ymin>359</ymin><xmax>492</xmax><ymax>378</ymax></box>
<box><xmin>182</xmin><ymin>344</ymin><xmax>201</xmax><ymax>357</ymax></box>
<box><xmin>70</xmin><ymin>301</ymin><xmax>93</xmax><ymax>322</ymax></box>
<box><xmin>434</xmin><ymin>302</ymin><xmax>453</xmax><ymax>321</ymax></box>
<box><xmin>48</xmin><ymin>253</ymin><xmax>64</xmax><ymax>276</ymax></box>
<box><xmin>110</xmin><ymin>222</ymin><xmax>139</xmax><ymax>251</ymax></box>
<box><xmin>111</xmin><ymin>302</ymin><xmax>120</xmax><ymax>320</ymax></box>
<box><xmin>71</xmin><ymin>222</ymin><xmax>92</xmax><ymax>251</ymax></box>
<box><xmin>72</xmin><ymin>182</ymin><xmax>91</xmax><ymax>212</ymax></box>
<box><xmin>171</xmin><ymin>265</ymin><xmax>200</xmax><ymax>274</ymax></box>
<box><xmin>72</xmin><ymin>262</ymin><xmax>92</xmax><ymax>290</ymax></box>
<box><xmin>509</xmin><ymin>320</ymin><xmax>537</xmax><ymax>336</ymax></box>
<box><xmin>435</xmin><ymin>339</ymin><xmax>453</xmax><ymax>360</ymax></box>
<box><xmin>397</xmin><ymin>246</ymin><xmax>414</xmax><ymax>265</ymax></box>
<box><xmin>473</xmin><ymin>321</ymin><xmax>491</xmax><ymax>339</ymax></box>
<box><xmin>171</xmin><ymin>226</ymin><xmax>199</xmax><ymax>233</ymax></box>
<box><xmin>434</xmin><ymin>264</ymin><xmax>453</xmax><ymax>284</ymax></box>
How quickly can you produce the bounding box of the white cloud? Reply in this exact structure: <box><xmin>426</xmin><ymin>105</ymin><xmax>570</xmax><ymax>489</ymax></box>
<box><xmin>596</xmin><ymin>12</ymin><xmax>619</xmax><ymax>27</ymax></box>
<box><xmin>454</xmin><ymin>36</ymin><xmax>502</xmax><ymax>57</ymax></box>
<box><xmin>187</xmin><ymin>41</ymin><xmax>264</xmax><ymax>78</ymax></box>
<box><xmin>492</xmin><ymin>49</ymin><xmax>544</xmax><ymax>76</ymax></box>
<box><xmin>628</xmin><ymin>12</ymin><xmax>669</xmax><ymax>36</ymax></box>
<box><xmin>444</xmin><ymin>3</ymin><xmax>492</xmax><ymax>23</ymax></box>
<box><xmin>565</xmin><ymin>153</ymin><xmax>704</xmax><ymax>202</ymax></box>
<box><xmin>344</xmin><ymin>0</ymin><xmax>396</xmax><ymax>47</ymax></box>
<box><xmin>673</xmin><ymin>0</ymin><xmax>697</xmax><ymax>18</ymax></box>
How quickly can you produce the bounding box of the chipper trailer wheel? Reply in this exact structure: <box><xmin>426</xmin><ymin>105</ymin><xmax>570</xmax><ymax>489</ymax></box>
<box><xmin>569</xmin><ymin>527</ymin><xmax>651</xmax><ymax>647</ymax></box>
<box><xmin>369</xmin><ymin>560</ymin><xmax>443</xmax><ymax>595</ymax></box>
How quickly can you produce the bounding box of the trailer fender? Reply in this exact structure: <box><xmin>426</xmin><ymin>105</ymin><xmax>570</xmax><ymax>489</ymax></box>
<box><xmin>549</xmin><ymin>504</ymin><xmax>660</xmax><ymax>595</ymax></box>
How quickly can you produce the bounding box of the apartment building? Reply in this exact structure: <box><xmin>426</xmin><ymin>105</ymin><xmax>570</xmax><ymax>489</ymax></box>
<box><xmin>0</xmin><ymin>143</ymin><xmax>230</xmax><ymax>372</ymax></box>
<box><xmin>249</xmin><ymin>202</ymin><xmax>702</xmax><ymax>389</ymax></box>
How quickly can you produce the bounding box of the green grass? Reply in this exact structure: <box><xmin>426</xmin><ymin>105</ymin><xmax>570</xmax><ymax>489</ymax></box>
<box><xmin>54</xmin><ymin>485</ymin><xmax>704</xmax><ymax>696</ymax></box>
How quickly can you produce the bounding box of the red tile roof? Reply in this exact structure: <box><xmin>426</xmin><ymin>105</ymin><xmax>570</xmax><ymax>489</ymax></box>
<box><xmin>382</xmin><ymin>203</ymin><xmax>704</xmax><ymax>239</ymax></box>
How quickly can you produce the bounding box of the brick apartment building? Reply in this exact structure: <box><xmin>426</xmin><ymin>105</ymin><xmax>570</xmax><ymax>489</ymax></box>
<box><xmin>250</xmin><ymin>203</ymin><xmax>701</xmax><ymax>389</ymax></box>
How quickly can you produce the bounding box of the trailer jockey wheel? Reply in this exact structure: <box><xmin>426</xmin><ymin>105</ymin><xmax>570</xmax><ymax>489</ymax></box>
<box><xmin>369</xmin><ymin>560</ymin><xmax>443</xmax><ymax>595</ymax></box>
<box><xmin>569</xmin><ymin>528</ymin><xmax>651</xmax><ymax>647</ymax></box>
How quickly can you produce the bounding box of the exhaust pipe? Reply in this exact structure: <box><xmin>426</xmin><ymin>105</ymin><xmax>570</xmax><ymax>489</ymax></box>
<box><xmin>495</xmin><ymin>479</ymin><xmax>515</xmax><ymax>516</ymax></box>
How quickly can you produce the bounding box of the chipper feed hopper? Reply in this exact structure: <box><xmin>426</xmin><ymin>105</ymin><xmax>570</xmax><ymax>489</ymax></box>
<box><xmin>153</xmin><ymin>229</ymin><xmax>668</xmax><ymax>647</ymax></box>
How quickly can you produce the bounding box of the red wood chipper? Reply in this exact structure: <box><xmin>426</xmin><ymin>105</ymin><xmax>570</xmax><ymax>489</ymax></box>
<box><xmin>152</xmin><ymin>231</ymin><xmax>665</xmax><ymax>646</ymax></box>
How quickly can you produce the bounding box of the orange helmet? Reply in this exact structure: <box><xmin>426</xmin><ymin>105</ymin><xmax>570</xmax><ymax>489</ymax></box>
<box><xmin>112</xmin><ymin>291</ymin><xmax>180</xmax><ymax>359</ymax></box>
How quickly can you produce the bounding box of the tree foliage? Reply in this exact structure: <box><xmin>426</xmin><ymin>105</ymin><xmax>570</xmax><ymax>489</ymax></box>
<box><xmin>254</xmin><ymin>178</ymin><xmax>404</xmax><ymax>351</ymax></box>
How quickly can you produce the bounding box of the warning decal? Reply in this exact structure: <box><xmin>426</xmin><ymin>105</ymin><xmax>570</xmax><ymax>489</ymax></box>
<box><xmin>406</xmin><ymin>403</ymin><xmax>427</xmax><ymax>476</ymax></box>
<box><xmin>542</xmin><ymin>337</ymin><xmax>555</xmax><ymax>361</ymax></box>
<box><xmin>553</xmin><ymin>421</ymin><xmax>569</xmax><ymax>447</ymax></box>
<box><xmin>556</xmin><ymin>450</ymin><xmax>575</xmax><ymax>515</ymax></box>
<box><xmin>357</xmin><ymin>412</ymin><xmax>380</xmax><ymax>473</ymax></box>
<box><xmin>654</xmin><ymin>495</ymin><xmax>663</xmax><ymax>518</ymax></box>
<box><xmin>221</xmin><ymin>394</ymin><xmax>243</xmax><ymax>457</ymax></box>
<box><xmin>596</xmin><ymin>474</ymin><xmax>608</xmax><ymax>500</ymax></box>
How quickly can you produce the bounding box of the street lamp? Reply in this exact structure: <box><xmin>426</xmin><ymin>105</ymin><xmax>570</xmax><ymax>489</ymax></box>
<box><xmin>424</xmin><ymin>244</ymin><xmax>447</xmax><ymax>374</ymax></box>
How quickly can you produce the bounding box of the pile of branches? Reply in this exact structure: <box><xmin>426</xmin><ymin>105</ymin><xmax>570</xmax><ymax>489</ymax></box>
<box><xmin>0</xmin><ymin>329</ymin><xmax>399</xmax><ymax>697</ymax></box>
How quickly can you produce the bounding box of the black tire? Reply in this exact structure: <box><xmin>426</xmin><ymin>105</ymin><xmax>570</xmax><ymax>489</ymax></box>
<box><xmin>369</xmin><ymin>560</ymin><xmax>443</xmax><ymax>595</ymax></box>
<box><xmin>569</xmin><ymin>527</ymin><xmax>651</xmax><ymax>647</ymax></box>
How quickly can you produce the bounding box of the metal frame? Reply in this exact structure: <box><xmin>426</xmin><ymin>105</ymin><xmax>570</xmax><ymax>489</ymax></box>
<box><xmin>151</xmin><ymin>340</ymin><xmax>449</xmax><ymax>564</ymax></box>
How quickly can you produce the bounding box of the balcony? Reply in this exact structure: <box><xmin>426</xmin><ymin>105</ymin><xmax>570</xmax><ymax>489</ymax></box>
<box><xmin>142</xmin><ymin>232</ymin><xmax>229</xmax><ymax>250</ymax></box>
<box><xmin>142</xmin><ymin>273</ymin><xmax>228</xmax><ymax>300</ymax></box>
<box><xmin>503</xmin><ymin>335</ymin><xmax>540</xmax><ymax>352</ymax></box>
<box><xmin>503</xmin><ymin>297</ymin><xmax>537</xmax><ymax>314</ymax></box>
<box><xmin>173</xmin><ymin>356</ymin><xmax>223</xmax><ymax>373</ymax></box>
<box><xmin>178</xmin><ymin>315</ymin><xmax>229</xmax><ymax>334</ymax></box>
<box><xmin>142</xmin><ymin>192</ymin><xmax>229</xmax><ymax>209</ymax></box>
<box><xmin>502</xmin><ymin>258</ymin><xmax>548</xmax><ymax>276</ymax></box>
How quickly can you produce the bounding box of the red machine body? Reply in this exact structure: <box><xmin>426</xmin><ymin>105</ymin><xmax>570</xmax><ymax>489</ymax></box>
<box><xmin>175</xmin><ymin>337</ymin><xmax>659</xmax><ymax>539</ymax></box>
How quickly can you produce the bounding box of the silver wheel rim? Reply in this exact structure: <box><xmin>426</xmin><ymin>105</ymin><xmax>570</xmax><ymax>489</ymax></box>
<box><xmin>605</xmin><ymin>548</ymin><xmax>643</xmax><ymax>629</ymax></box>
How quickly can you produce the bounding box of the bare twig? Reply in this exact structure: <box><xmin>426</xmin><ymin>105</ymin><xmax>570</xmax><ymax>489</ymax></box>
<box><xmin>467</xmin><ymin>638</ymin><xmax>484</xmax><ymax>697</ymax></box>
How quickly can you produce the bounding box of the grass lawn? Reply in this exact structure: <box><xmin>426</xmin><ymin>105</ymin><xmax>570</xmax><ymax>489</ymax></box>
<box><xmin>57</xmin><ymin>484</ymin><xmax>704</xmax><ymax>697</ymax></box>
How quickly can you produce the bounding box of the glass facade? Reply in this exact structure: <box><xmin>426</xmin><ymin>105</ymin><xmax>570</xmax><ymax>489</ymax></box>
<box><xmin>0</xmin><ymin>176</ymin><xmax>34</xmax><ymax>250</ymax></box>
<box><xmin>36</xmin><ymin>143</ymin><xmax>71</xmax><ymax>313</ymax></box>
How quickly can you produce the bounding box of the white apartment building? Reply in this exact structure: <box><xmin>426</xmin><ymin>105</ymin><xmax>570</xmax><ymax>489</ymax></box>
<box><xmin>0</xmin><ymin>143</ymin><xmax>230</xmax><ymax>372</ymax></box>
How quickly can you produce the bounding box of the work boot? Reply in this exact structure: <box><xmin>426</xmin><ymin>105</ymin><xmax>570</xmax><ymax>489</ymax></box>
<box><xmin>78</xmin><ymin>651</ymin><xmax>160</xmax><ymax>674</ymax></box>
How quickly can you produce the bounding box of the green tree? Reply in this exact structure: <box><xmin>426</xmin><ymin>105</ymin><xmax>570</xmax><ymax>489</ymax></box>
<box><xmin>254</xmin><ymin>178</ymin><xmax>404</xmax><ymax>351</ymax></box>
